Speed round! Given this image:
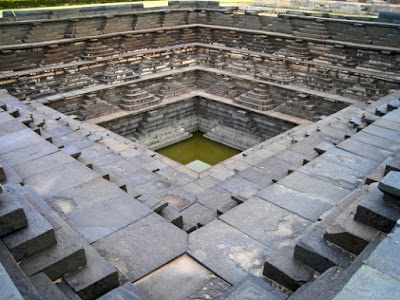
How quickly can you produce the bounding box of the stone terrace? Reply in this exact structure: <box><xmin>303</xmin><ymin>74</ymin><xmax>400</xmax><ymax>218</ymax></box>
<box><xmin>0</xmin><ymin>1</ymin><xmax>400</xmax><ymax>299</ymax></box>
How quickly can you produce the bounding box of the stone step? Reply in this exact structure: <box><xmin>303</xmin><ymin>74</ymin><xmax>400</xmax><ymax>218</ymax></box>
<box><xmin>263</xmin><ymin>247</ymin><xmax>314</xmax><ymax>291</ymax></box>
<box><xmin>0</xmin><ymin>189</ymin><xmax>27</xmax><ymax>236</ymax></box>
<box><xmin>354</xmin><ymin>183</ymin><xmax>400</xmax><ymax>233</ymax></box>
<box><xmin>3</xmin><ymin>185</ymin><xmax>56</xmax><ymax>262</ymax></box>
<box><xmin>30</xmin><ymin>272</ymin><xmax>69</xmax><ymax>300</ymax></box>
<box><xmin>0</xmin><ymin>240</ymin><xmax>42</xmax><ymax>300</ymax></box>
<box><xmin>294</xmin><ymin>225</ymin><xmax>354</xmax><ymax>274</ymax></box>
<box><xmin>366</xmin><ymin>157</ymin><xmax>393</xmax><ymax>184</ymax></box>
<box><xmin>0</xmin><ymin>261</ymin><xmax>24</xmax><ymax>300</ymax></box>
<box><xmin>19</xmin><ymin>226</ymin><xmax>86</xmax><ymax>280</ymax></box>
<box><xmin>289</xmin><ymin>232</ymin><xmax>385</xmax><ymax>300</ymax></box>
<box><xmin>98</xmin><ymin>282</ymin><xmax>149</xmax><ymax>300</ymax></box>
<box><xmin>378</xmin><ymin>171</ymin><xmax>400</xmax><ymax>200</ymax></box>
<box><xmin>218</xmin><ymin>274</ymin><xmax>288</xmax><ymax>300</ymax></box>
<box><xmin>56</xmin><ymin>281</ymin><xmax>82</xmax><ymax>300</ymax></box>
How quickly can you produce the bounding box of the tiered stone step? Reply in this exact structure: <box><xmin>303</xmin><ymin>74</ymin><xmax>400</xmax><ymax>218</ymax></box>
<box><xmin>56</xmin><ymin>69</ymin><xmax>98</xmax><ymax>93</ymax></box>
<box><xmin>119</xmin><ymin>84</ymin><xmax>161</xmax><ymax>111</ymax></box>
<box><xmin>313</xmin><ymin>44</ymin><xmax>357</xmax><ymax>67</ymax></box>
<box><xmin>79</xmin><ymin>93</ymin><xmax>118</xmax><ymax>121</ymax></box>
<box><xmin>293</xmin><ymin>20</ymin><xmax>330</xmax><ymax>39</ymax></box>
<box><xmin>304</xmin><ymin>69</ymin><xmax>339</xmax><ymax>94</ymax></box>
<box><xmin>0</xmin><ymin>188</ymin><xmax>27</xmax><ymax>236</ymax></box>
<box><xmin>234</xmin><ymin>84</ymin><xmax>275</xmax><ymax>111</ymax></box>
<box><xmin>275</xmin><ymin>39</ymin><xmax>312</xmax><ymax>60</ymax></box>
<box><xmin>279</xmin><ymin>93</ymin><xmax>319</xmax><ymax>121</ymax></box>
<box><xmin>335</xmin><ymin>23</ymin><xmax>371</xmax><ymax>45</ymax></box>
<box><xmin>29</xmin><ymin>272</ymin><xmax>69</xmax><ymax>300</ymax></box>
<box><xmin>41</xmin><ymin>44</ymin><xmax>77</xmax><ymax>65</ymax></box>
<box><xmin>255</xmin><ymin>58</ymin><xmax>295</xmax><ymax>85</ymax></box>
<box><xmin>226</xmin><ymin>55</ymin><xmax>255</xmax><ymax>74</ymax></box>
<box><xmin>99</xmin><ymin>61</ymin><xmax>138</xmax><ymax>85</ymax></box>
<box><xmin>80</xmin><ymin>39</ymin><xmax>117</xmax><ymax>60</ymax></box>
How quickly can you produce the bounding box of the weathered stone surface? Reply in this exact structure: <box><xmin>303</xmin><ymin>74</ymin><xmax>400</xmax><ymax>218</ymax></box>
<box><xmin>258</xmin><ymin>184</ymin><xmax>332</xmax><ymax>222</ymax></box>
<box><xmin>362</xmin><ymin>125</ymin><xmax>400</xmax><ymax>144</ymax></box>
<box><xmin>352</xmin><ymin>132</ymin><xmax>400</xmax><ymax>153</ymax></box>
<box><xmin>255</xmin><ymin>157</ymin><xmax>292</xmax><ymax>180</ymax></box>
<box><xmin>334</xmin><ymin>265</ymin><xmax>400</xmax><ymax>300</ymax></box>
<box><xmin>337</xmin><ymin>139</ymin><xmax>393</xmax><ymax>163</ymax></box>
<box><xmin>30</xmin><ymin>272</ymin><xmax>69</xmax><ymax>300</ymax></box>
<box><xmin>0</xmin><ymin>261</ymin><xmax>24</xmax><ymax>300</ymax></box>
<box><xmin>135</xmin><ymin>254</ymin><xmax>231</xmax><ymax>300</ymax></box>
<box><xmin>0</xmin><ymin>129</ymin><xmax>43</xmax><ymax>155</ymax></box>
<box><xmin>263</xmin><ymin>247</ymin><xmax>314</xmax><ymax>291</ymax></box>
<box><xmin>378</xmin><ymin>171</ymin><xmax>400</xmax><ymax>198</ymax></box>
<box><xmin>278</xmin><ymin>171</ymin><xmax>350</xmax><ymax>205</ymax></box>
<box><xmin>159</xmin><ymin>187</ymin><xmax>196</xmax><ymax>212</ymax></box>
<box><xmin>0</xmin><ymin>119</ymin><xmax>27</xmax><ymax>136</ymax></box>
<box><xmin>218</xmin><ymin>174</ymin><xmax>261</xmax><ymax>199</ymax></box>
<box><xmin>219</xmin><ymin>274</ymin><xmax>287</xmax><ymax>300</ymax></box>
<box><xmin>0</xmin><ymin>190</ymin><xmax>27</xmax><ymax>236</ymax></box>
<box><xmin>294</xmin><ymin>225</ymin><xmax>354</xmax><ymax>273</ymax></box>
<box><xmin>196</xmin><ymin>186</ymin><xmax>237</xmax><ymax>213</ymax></box>
<box><xmin>238</xmin><ymin>166</ymin><xmax>274</xmax><ymax>188</ymax></box>
<box><xmin>189</xmin><ymin>219</ymin><xmax>273</xmax><ymax>284</ymax></box>
<box><xmin>180</xmin><ymin>202</ymin><xmax>216</xmax><ymax>231</ymax></box>
<box><xmin>99</xmin><ymin>283</ymin><xmax>149</xmax><ymax>300</ymax></box>
<box><xmin>94</xmin><ymin>213</ymin><xmax>187</xmax><ymax>282</ymax></box>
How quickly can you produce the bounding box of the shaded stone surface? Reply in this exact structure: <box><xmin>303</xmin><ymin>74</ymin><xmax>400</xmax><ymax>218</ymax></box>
<box><xmin>0</xmin><ymin>261</ymin><xmax>24</xmax><ymax>300</ymax></box>
<box><xmin>196</xmin><ymin>186</ymin><xmax>237</xmax><ymax>213</ymax></box>
<box><xmin>99</xmin><ymin>283</ymin><xmax>149</xmax><ymax>300</ymax></box>
<box><xmin>221</xmin><ymin>197</ymin><xmax>311</xmax><ymax>249</ymax></box>
<box><xmin>188</xmin><ymin>219</ymin><xmax>273</xmax><ymax>284</ymax></box>
<box><xmin>94</xmin><ymin>213</ymin><xmax>187</xmax><ymax>282</ymax></box>
<box><xmin>135</xmin><ymin>254</ymin><xmax>231</xmax><ymax>300</ymax></box>
<box><xmin>378</xmin><ymin>171</ymin><xmax>400</xmax><ymax>198</ymax></box>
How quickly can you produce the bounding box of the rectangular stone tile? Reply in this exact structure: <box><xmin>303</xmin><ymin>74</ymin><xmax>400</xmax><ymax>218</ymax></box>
<box><xmin>334</xmin><ymin>265</ymin><xmax>400</xmax><ymax>300</ymax></box>
<box><xmin>94</xmin><ymin>213</ymin><xmax>187</xmax><ymax>282</ymax></box>
<box><xmin>99</xmin><ymin>159</ymin><xmax>143</xmax><ymax>182</ymax></box>
<box><xmin>275</xmin><ymin>149</ymin><xmax>308</xmax><ymax>165</ymax></box>
<box><xmin>24</xmin><ymin>161</ymin><xmax>100</xmax><ymax>200</ymax></box>
<box><xmin>13</xmin><ymin>151</ymin><xmax>74</xmax><ymax>180</ymax></box>
<box><xmin>258</xmin><ymin>183</ymin><xmax>333</xmax><ymax>222</ymax></box>
<box><xmin>238</xmin><ymin>167</ymin><xmax>274</xmax><ymax>188</ymax></box>
<box><xmin>188</xmin><ymin>219</ymin><xmax>273</xmax><ymax>284</ymax></box>
<box><xmin>352</xmin><ymin>132</ymin><xmax>400</xmax><ymax>153</ymax></box>
<box><xmin>278</xmin><ymin>171</ymin><xmax>350</xmax><ymax>205</ymax></box>
<box><xmin>220</xmin><ymin>197</ymin><xmax>312</xmax><ymax>249</ymax></box>
<box><xmin>373</xmin><ymin>118</ymin><xmax>400</xmax><ymax>132</ymax></box>
<box><xmin>320</xmin><ymin>147</ymin><xmax>380</xmax><ymax>174</ymax></box>
<box><xmin>217</xmin><ymin>174</ymin><xmax>261</xmax><ymax>199</ymax></box>
<box><xmin>53</xmin><ymin>132</ymin><xmax>95</xmax><ymax>149</ymax></box>
<box><xmin>77</xmin><ymin>143</ymin><xmax>113</xmax><ymax>163</ymax></box>
<box><xmin>255</xmin><ymin>157</ymin><xmax>292</xmax><ymax>180</ymax></box>
<box><xmin>299</xmin><ymin>157</ymin><xmax>365</xmax><ymax>190</ymax></box>
<box><xmin>1</xmin><ymin>141</ymin><xmax>59</xmax><ymax>167</ymax></box>
<box><xmin>196</xmin><ymin>186</ymin><xmax>237</xmax><ymax>213</ymax></box>
<box><xmin>362</xmin><ymin>125</ymin><xmax>400</xmax><ymax>143</ymax></box>
<box><xmin>0</xmin><ymin>129</ymin><xmax>43</xmax><ymax>155</ymax></box>
<box><xmin>0</xmin><ymin>111</ymin><xmax>14</xmax><ymax>124</ymax></box>
<box><xmin>117</xmin><ymin>169</ymin><xmax>158</xmax><ymax>189</ymax></box>
<box><xmin>0</xmin><ymin>119</ymin><xmax>27</xmax><ymax>136</ymax></box>
<box><xmin>90</xmin><ymin>152</ymin><xmax>124</xmax><ymax>168</ymax></box>
<box><xmin>337</xmin><ymin>139</ymin><xmax>393</xmax><ymax>162</ymax></box>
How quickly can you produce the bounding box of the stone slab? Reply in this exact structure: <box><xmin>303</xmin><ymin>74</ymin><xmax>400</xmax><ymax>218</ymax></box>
<box><xmin>13</xmin><ymin>151</ymin><xmax>75</xmax><ymax>180</ymax></box>
<box><xmin>99</xmin><ymin>159</ymin><xmax>143</xmax><ymax>182</ymax></box>
<box><xmin>354</xmin><ymin>184</ymin><xmax>400</xmax><ymax>233</ymax></box>
<box><xmin>0</xmin><ymin>141</ymin><xmax>59</xmax><ymax>167</ymax></box>
<box><xmin>0</xmin><ymin>261</ymin><xmax>24</xmax><ymax>300</ymax></box>
<box><xmin>0</xmin><ymin>158</ymin><xmax>23</xmax><ymax>185</ymax></box>
<box><xmin>278</xmin><ymin>171</ymin><xmax>350</xmax><ymax>205</ymax></box>
<box><xmin>255</xmin><ymin>157</ymin><xmax>292</xmax><ymax>181</ymax></box>
<box><xmin>66</xmin><ymin>194</ymin><xmax>152</xmax><ymax>243</ymax></box>
<box><xmin>196</xmin><ymin>186</ymin><xmax>237</xmax><ymax>213</ymax></box>
<box><xmin>94</xmin><ymin>213</ymin><xmax>187</xmax><ymax>282</ymax></box>
<box><xmin>0</xmin><ymin>190</ymin><xmax>27</xmax><ymax>236</ymax></box>
<box><xmin>29</xmin><ymin>272</ymin><xmax>69</xmax><ymax>300</ymax></box>
<box><xmin>0</xmin><ymin>240</ymin><xmax>42</xmax><ymax>300</ymax></box>
<box><xmin>117</xmin><ymin>169</ymin><xmax>158</xmax><ymax>189</ymax></box>
<box><xmin>337</xmin><ymin>139</ymin><xmax>393</xmax><ymax>163</ymax></box>
<box><xmin>257</xmin><ymin>184</ymin><xmax>332</xmax><ymax>222</ymax></box>
<box><xmin>217</xmin><ymin>174</ymin><xmax>261</xmax><ymax>199</ymax></box>
<box><xmin>334</xmin><ymin>265</ymin><xmax>400</xmax><ymax>300</ymax></box>
<box><xmin>90</xmin><ymin>152</ymin><xmax>124</xmax><ymax>168</ymax></box>
<box><xmin>263</xmin><ymin>247</ymin><xmax>314</xmax><ymax>291</ymax></box>
<box><xmin>362</xmin><ymin>125</ymin><xmax>400</xmax><ymax>144</ymax></box>
<box><xmin>24</xmin><ymin>160</ymin><xmax>100</xmax><ymax>200</ymax></box>
<box><xmin>294</xmin><ymin>225</ymin><xmax>354</xmax><ymax>274</ymax></box>
<box><xmin>188</xmin><ymin>219</ymin><xmax>273</xmax><ymax>284</ymax></box>
<box><xmin>299</xmin><ymin>157</ymin><xmax>365</xmax><ymax>190</ymax></box>
<box><xmin>135</xmin><ymin>254</ymin><xmax>230</xmax><ymax>300</ymax></box>
<box><xmin>19</xmin><ymin>226</ymin><xmax>86</xmax><ymax>280</ymax></box>
<box><xmin>180</xmin><ymin>202</ymin><xmax>216</xmax><ymax>231</ymax></box>
<box><xmin>99</xmin><ymin>283</ymin><xmax>149</xmax><ymax>300</ymax></box>
<box><xmin>0</xmin><ymin>119</ymin><xmax>27</xmax><ymax>136</ymax></box>
<box><xmin>238</xmin><ymin>166</ymin><xmax>274</xmax><ymax>188</ymax></box>
<box><xmin>352</xmin><ymin>132</ymin><xmax>400</xmax><ymax>153</ymax></box>
<box><xmin>53</xmin><ymin>132</ymin><xmax>95</xmax><ymax>150</ymax></box>
<box><xmin>0</xmin><ymin>129</ymin><xmax>43</xmax><ymax>155</ymax></box>
<box><xmin>365</xmin><ymin>227</ymin><xmax>400</xmax><ymax>282</ymax></box>
<box><xmin>221</xmin><ymin>197</ymin><xmax>311</xmax><ymax>249</ymax></box>
<box><xmin>219</xmin><ymin>273</ymin><xmax>287</xmax><ymax>300</ymax></box>
<box><xmin>378</xmin><ymin>171</ymin><xmax>400</xmax><ymax>198</ymax></box>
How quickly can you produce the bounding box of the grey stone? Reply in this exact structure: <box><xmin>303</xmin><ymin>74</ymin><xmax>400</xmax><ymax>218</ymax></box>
<box><xmin>263</xmin><ymin>247</ymin><xmax>314</xmax><ymax>291</ymax></box>
<box><xmin>0</xmin><ymin>261</ymin><xmax>24</xmax><ymax>300</ymax></box>
<box><xmin>159</xmin><ymin>187</ymin><xmax>196</xmax><ymax>212</ymax></box>
<box><xmin>354</xmin><ymin>184</ymin><xmax>400</xmax><ymax>233</ymax></box>
<box><xmin>220</xmin><ymin>197</ymin><xmax>311</xmax><ymax>249</ymax></box>
<box><xmin>0</xmin><ymin>119</ymin><xmax>27</xmax><ymax>136</ymax></box>
<box><xmin>30</xmin><ymin>272</ymin><xmax>69</xmax><ymax>300</ymax></box>
<box><xmin>255</xmin><ymin>157</ymin><xmax>292</xmax><ymax>180</ymax></box>
<box><xmin>160</xmin><ymin>205</ymin><xmax>183</xmax><ymax>228</ymax></box>
<box><xmin>0</xmin><ymin>129</ymin><xmax>43</xmax><ymax>155</ymax></box>
<box><xmin>94</xmin><ymin>213</ymin><xmax>187</xmax><ymax>282</ymax></box>
<box><xmin>238</xmin><ymin>166</ymin><xmax>274</xmax><ymax>188</ymax></box>
<box><xmin>378</xmin><ymin>171</ymin><xmax>400</xmax><ymax>198</ymax></box>
<box><xmin>294</xmin><ymin>225</ymin><xmax>354</xmax><ymax>273</ymax></box>
<box><xmin>24</xmin><ymin>160</ymin><xmax>100</xmax><ymax>200</ymax></box>
<box><xmin>61</xmin><ymin>145</ymin><xmax>81</xmax><ymax>158</ymax></box>
<box><xmin>257</xmin><ymin>184</ymin><xmax>332</xmax><ymax>222</ymax></box>
<box><xmin>56</xmin><ymin>281</ymin><xmax>82</xmax><ymax>300</ymax></box>
<box><xmin>180</xmin><ymin>202</ymin><xmax>216</xmax><ymax>231</ymax></box>
<box><xmin>97</xmin><ymin>158</ymin><xmax>142</xmax><ymax>181</ymax></box>
<box><xmin>352</xmin><ymin>132</ymin><xmax>400</xmax><ymax>153</ymax></box>
<box><xmin>337</xmin><ymin>139</ymin><xmax>393</xmax><ymax>162</ymax></box>
<box><xmin>0</xmin><ymin>190</ymin><xmax>27</xmax><ymax>236</ymax></box>
<box><xmin>20</xmin><ymin>226</ymin><xmax>86</xmax><ymax>280</ymax></box>
<box><xmin>0</xmin><ymin>158</ymin><xmax>23</xmax><ymax>185</ymax></box>
<box><xmin>99</xmin><ymin>283</ymin><xmax>149</xmax><ymax>300</ymax></box>
<box><xmin>189</xmin><ymin>219</ymin><xmax>273</xmax><ymax>284</ymax></box>
<box><xmin>334</xmin><ymin>265</ymin><xmax>400</xmax><ymax>300</ymax></box>
<box><xmin>219</xmin><ymin>273</ymin><xmax>287</xmax><ymax>300</ymax></box>
<box><xmin>362</xmin><ymin>125</ymin><xmax>400</xmax><ymax>144</ymax></box>
<box><xmin>135</xmin><ymin>254</ymin><xmax>230</xmax><ymax>300</ymax></box>
<box><xmin>0</xmin><ymin>241</ymin><xmax>42</xmax><ymax>300</ymax></box>
<box><xmin>3</xmin><ymin>189</ymin><xmax>56</xmax><ymax>262</ymax></box>
<box><xmin>218</xmin><ymin>174</ymin><xmax>261</xmax><ymax>198</ymax></box>
<box><xmin>196</xmin><ymin>186</ymin><xmax>237</xmax><ymax>213</ymax></box>
<box><xmin>278</xmin><ymin>171</ymin><xmax>350</xmax><ymax>205</ymax></box>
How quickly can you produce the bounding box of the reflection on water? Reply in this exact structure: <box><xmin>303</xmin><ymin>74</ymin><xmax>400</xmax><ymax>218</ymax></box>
<box><xmin>157</xmin><ymin>132</ymin><xmax>241</xmax><ymax>172</ymax></box>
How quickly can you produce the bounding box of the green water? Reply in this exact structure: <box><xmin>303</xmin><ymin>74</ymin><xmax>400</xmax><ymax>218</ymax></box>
<box><xmin>157</xmin><ymin>132</ymin><xmax>241</xmax><ymax>167</ymax></box>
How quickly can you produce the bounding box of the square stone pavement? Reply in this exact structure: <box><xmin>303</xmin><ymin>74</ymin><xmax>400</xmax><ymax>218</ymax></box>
<box><xmin>94</xmin><ymin>213</ymin><xmax>187</xmax><ymax>283</ymax></box>
<box><xmin>188</xmin><ymin>219</ymin><xmax>273</xmax><ymax>285</ymax></box>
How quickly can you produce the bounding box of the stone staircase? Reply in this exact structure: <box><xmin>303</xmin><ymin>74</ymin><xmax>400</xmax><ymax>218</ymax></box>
<box><xmin>119</xmin><ymin>84</ymin><xmax>161</xmax><ymax>111</ymax></box>
<box><xmin>234</xmin><ymin>84</ymin><xmax>275</xmax><ymax>111</ymax></box>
